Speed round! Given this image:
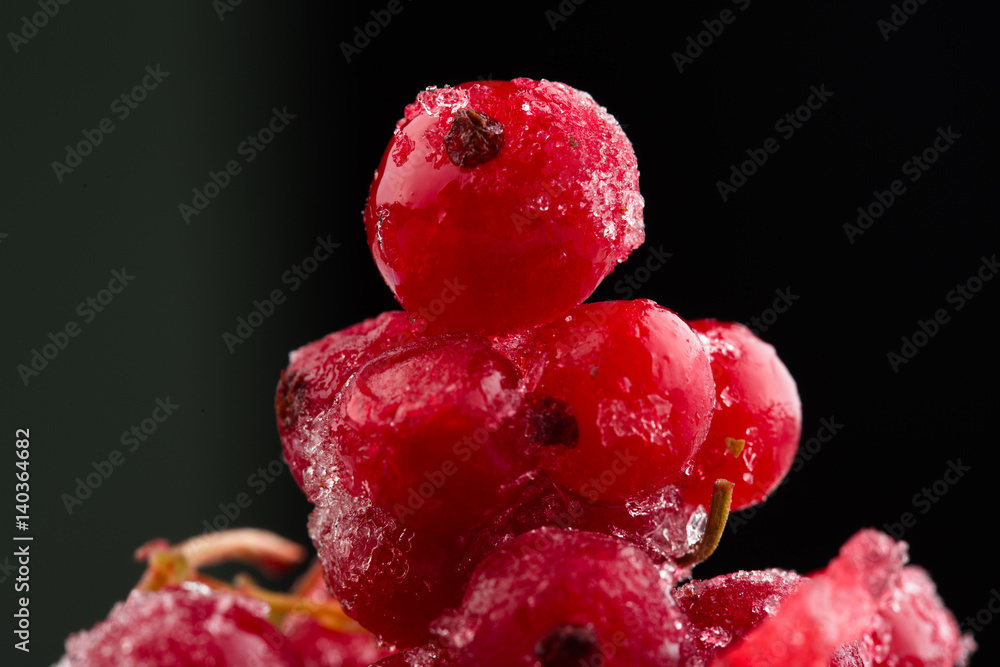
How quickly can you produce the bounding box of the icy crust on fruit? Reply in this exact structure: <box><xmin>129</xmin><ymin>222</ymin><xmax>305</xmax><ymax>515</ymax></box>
<box><xmin>276</xmin><ymin>310</ymin><xmax>423</xmax><ymax>493</ymax></box>
<box><xmin>366</xmin><ymin>78</ymin><xmax>645</xmax><ymax>333</ymax></box>
<box><xmin>58</xmin><ymin>583</ymin><xmax>301</xmax><ymax>666</ymax></box>
<box><xmin>713</xmin><ymin>529</ymin><xmax>909</xmax><ymax>667</ymax></box>
<box><xmin>676</xmin><ymin>568</ymin><xmax>804</xmax><ymax>657</ymax></box>
<box><xmin>857</xmin><ymin>566</ymin><xmax>975</xmax><ymax>667</ymax></box>
<box><xmin>515</xmin><ymin>300</ymin><xmax>716</xmax><ymax>501</ymax></box>
<box><xmin>429</xmin><ymin>528</ymin><xmax>692</xmax><ymax>666</ymax></box>
<box><xmin>681</xmin><ymin>319</ymin><xmax>802</xmax><ymax>511</ymax></box>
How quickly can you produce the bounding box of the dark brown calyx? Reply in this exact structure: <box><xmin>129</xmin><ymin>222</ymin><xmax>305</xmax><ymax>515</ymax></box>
<box><xmin>444</xmin><ymin>108</ymin><xmax>504</xmax><ymax>168</ymax></box>
<box><xmin>535</xmin><ymin>623</ymin><xmax>601</xmax><ymax>667</ymax></box>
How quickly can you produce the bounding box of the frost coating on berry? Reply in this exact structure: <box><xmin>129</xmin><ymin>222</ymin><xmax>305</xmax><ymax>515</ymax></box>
<box><xmin>58</xmin><ymin>583</ymin><xmax>301</xmax><ymax>666</ymax></box>
<box><xmin>365</xmin><ymin>78</ymin><xmax>645</xmax><ymax>333</ymax></box>
<box><xmin>676</xmin><ymin>568</ymin><xmax>803</xmax><ymax>659</ymax></box>
<box><xmin>713</xmin><ymin>529</ymin><xmax>908</xmax><ymax>667</ymax></box>
<box><xmin>431</xmin><ymin>528</ymin><xmax>693</xmax><ymax>666</ymax></box>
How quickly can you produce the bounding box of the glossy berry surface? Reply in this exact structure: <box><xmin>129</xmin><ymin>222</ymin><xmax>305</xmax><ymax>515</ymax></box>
<box><xmin>681</xmin><ymin>320</ymin><xmax>802</xmax><ymax>511</ymax></box>
<box><xmin>713</xmin><ymin>529</ymin><xmax>908</xmax><ymax>667</ymax></box>
<box><xmin>58</xmin><ymin>583</ymin><xmax>302</xmax><ymax>666</ymax></box>
<box><xmin>276</xmin><ymin>310</ymin><xmax>423</xmax><ymax>494</ymax></box>
<box><xmin>516</xmin><ymin>300</ymin><xmax>715</xmax><ymax>502</ymax></box>
<box><xmin>430</xmin><ymin>527</ymin><xmax>692</xmax><ymax>666</ymax></box>
<box><xmin>336</xmin><ymin>332</ymin><xmax>528</xmax><ymax>531</ymax></box>
<box><xmin>364</xmin><ymin>78</ymin><xmax>644</xmax><ymax>334</ymax></box>
<box><xmin>676</xmin><ymin>568</ymin><xmax>803</xmax><ymax>660</ymax></box>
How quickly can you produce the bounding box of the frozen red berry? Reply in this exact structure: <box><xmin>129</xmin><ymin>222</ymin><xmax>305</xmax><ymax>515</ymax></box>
<box><xmin>712</xmin><ymin>529</ymin><xmax>908</xmax><ymax>667</ymax></box>
<box><xmin>335</xmin><ymin>332</ymin><xmax>529</xmax><ymax>531</ymax></box>
<box><xmin>58</xmin><ymin>583</ymin><xmax>302</xmax><ymax>667</ymax></box>
<box><xmin>681</xmin><ymin>320</ymin><xmax>802</xmax><ymax>511</ymax></box>
<box><xmin>860</xmin><ymin>566</ymin><xmax>974</xmax><ymax>667</ymax></box>
<box><xmin>364</xmin><ymin>78</ymin><xmax>644</xmax><ymax>334</ymax></box>
<box><xmin>276</xmin><ymin>310</ymin><xmax>423</xmax><ymax>494</ymax></box>
<box><xmin>515</xmin><ymin>300</ymin><xmax>715</xmax><ymax>502</ymax></box>
<box><xmin>675</xmin><ymin>568</ymin><xmax>803</xmax><ymax>661</ymax></box>
<box><xmin>430</xmin><ymin>527</ymin><xmax>693</xmax><ymax>666</ymax></box>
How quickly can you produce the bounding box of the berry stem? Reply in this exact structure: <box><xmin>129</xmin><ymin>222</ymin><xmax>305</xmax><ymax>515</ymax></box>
<box><xmin>677</xmin><ymin>479</ymin><xmax>734</xmax><ymax>568</ymax></box>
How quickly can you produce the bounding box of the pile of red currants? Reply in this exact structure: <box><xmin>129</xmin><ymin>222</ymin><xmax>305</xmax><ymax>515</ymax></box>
<box><xmin>58</xmin><ymin>79</ymin><xmax>975</xmax><ymax>666</ymax></box>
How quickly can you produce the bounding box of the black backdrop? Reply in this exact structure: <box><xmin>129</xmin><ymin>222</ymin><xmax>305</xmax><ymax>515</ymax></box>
<box><xmin>2</xmin><ymin>1</ymin><xmax>997</xmax><ymax>664</ymax></box>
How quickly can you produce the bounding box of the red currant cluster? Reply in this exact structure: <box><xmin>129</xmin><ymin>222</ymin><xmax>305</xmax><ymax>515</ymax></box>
<box><xmin>58</xmin><ymin>78</ymin><xmax>974</xmax><ymax>666</ymax></box>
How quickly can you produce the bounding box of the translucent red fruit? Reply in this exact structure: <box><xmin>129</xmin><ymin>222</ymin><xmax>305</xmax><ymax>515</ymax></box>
<box><xmin>280</xmin><ymin>564</ymin><xmax>394</xmax><ymax>667</ymax></box>
<box><xmin>308</xmin><ymin>484</ymin><xmax>464</xmax><ymax>648</ymax></box>
<box><xmin>863</xmin><ymin>566</ymin><xmax>975</xmax><ymax>667</ymax></box>
<box><xmin>337</xmin><ymin>332</ymin><xmax>529</xmax><ymax>531</ymax></box>
<box><xmin>430</xmin><ymin>527</ymin><xmax>693</xmax><ymax>666</ymax></box>
<box><xmin>675</xmin><ymin>568</ymin><xmax>803</xmax><ymax>661</ymax></box>
<box><xmin>515</xmin><ymin>300</ymin><xmax>715</xmax><ymax>502</ymax></box>
<box><xmin>681</xmin><ymin>319</ymin><xmax>802</xmax><ymax>511</ymax></box>
<box><xmin>58</xmin><ymin>583</ymin><xmax>302</xmax><ymax>666</ymax></box>
<box><xmin>713</xmin><ymin>529</ymin><xmax>908</xmax><ymax>667</ymax></box>
<box><xmin>276</xmin><ymin>310</ymin><xmax>423</xmax><ymax>494</ymax></box>
<box><xmin>364</xmin><ymin>78</ymin><xmax>644</xmax><ymax>334</ymax></box>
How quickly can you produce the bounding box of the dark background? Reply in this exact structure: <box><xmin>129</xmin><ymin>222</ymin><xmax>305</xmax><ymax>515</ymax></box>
<box><xmin>1</xmin><ymin>1</ymin><xmax>996</xmax><ymax>664</ymax></box>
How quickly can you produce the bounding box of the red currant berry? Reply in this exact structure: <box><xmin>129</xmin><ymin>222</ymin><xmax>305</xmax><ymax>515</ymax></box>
<box><xmin>680</xmin><ymin>320</ymin><xmax>802</xmax><ymax>511</ymax></box>
<box><xmin>276</xmin><ymin>310</ymin><xmax>423</xmax><ymax>495</ymax></box>
<box><xmin>516</xmin><ymin>300</ymin><xmax>715</xmax><ymax>502</ymax></box>
<box><xmin>364</xmin><ymin>78</ymin><xmax>644</xmax><ymax>334</ymax></box>
<box><xmin>336</xmin><ymin>332</ymin><xmax>528</xmax><ymax>531</ymax></box>
<box><xmin>430</xmin><ymin>527</ymin><xmax>693</xmax><ymax>666</ymax></box>
<box><xmin>58</xmin><ymin>583</ymin><xmax>302</xmax><ymax>666</ymax></box>
<box><xmin>714</xmin><ymin>529</ymin><xmax>908</xmax><ymax>667</ymax></box>
<box><xmin>675</xmin><ymin>568</ymin><xmax>802</xmax><ymax>660</ymax></box>
<box><xmin>863</xmin><ymin>566</ymin><xmax>974</xmax><ymax>667</ymax></box>
<box><xmin>308</xmin><ymin>484</ymin><xmax>466</xmax><ymax>648</ymax></box>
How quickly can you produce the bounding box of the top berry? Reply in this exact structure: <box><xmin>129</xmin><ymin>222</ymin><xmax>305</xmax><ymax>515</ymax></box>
<box><xmin>364</xmin><ymin>78</ymin><xmax>644</xmax><ymax>334</ymax></box>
